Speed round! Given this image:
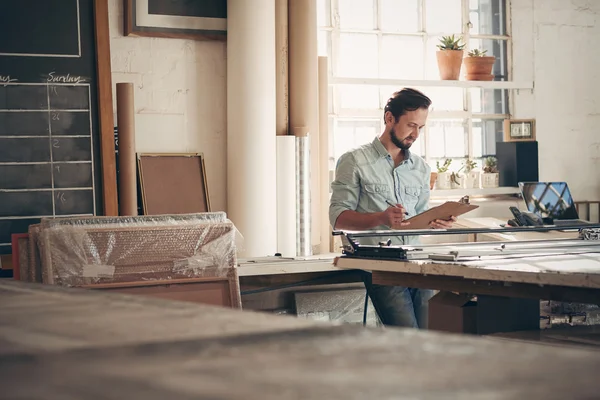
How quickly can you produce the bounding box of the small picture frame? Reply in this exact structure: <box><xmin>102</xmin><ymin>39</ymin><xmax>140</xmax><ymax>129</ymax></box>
<box><xmin>503</xmin><ymin>119</ymin><xmax>536</xmax><ymax>142</ymax></box>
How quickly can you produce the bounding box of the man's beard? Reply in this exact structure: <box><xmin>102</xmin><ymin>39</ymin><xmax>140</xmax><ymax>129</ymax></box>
<box><xmin>390</xmin><ymin>128</ymin><xmax>413</xmax><ymax>150</ymax></box>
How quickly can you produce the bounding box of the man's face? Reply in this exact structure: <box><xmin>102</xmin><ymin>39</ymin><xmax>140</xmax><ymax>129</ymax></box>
<box><xmin>387</xmin><ymin>108</ymin><xmax>429</xmax><ymax>150</ymax></box>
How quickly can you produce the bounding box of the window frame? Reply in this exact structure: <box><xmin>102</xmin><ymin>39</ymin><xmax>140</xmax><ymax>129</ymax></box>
<box><xmin>319</xmin><ymin>0</ymin><xmax>513</xmax><ymax>164</ymax></box>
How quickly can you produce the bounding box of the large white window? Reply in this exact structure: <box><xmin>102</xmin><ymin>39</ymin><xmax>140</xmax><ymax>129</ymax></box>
<box><xmin>318</xmin><ymin>0</ymin><xmax>511</xmax><ymax>172</ymax></box>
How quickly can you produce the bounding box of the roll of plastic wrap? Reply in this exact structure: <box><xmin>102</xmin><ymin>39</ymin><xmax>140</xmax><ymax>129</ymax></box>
<box><xmin>295</xmin><ymin>134</ymin><xmax>311</xmax><ymax>257</ymax></box>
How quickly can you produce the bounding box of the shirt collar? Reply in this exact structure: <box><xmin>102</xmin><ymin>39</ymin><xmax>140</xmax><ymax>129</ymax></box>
<box><xmin>372</xmin><ymin>136</ymin><xmax>414</xmax><ymax>164</ymax></box>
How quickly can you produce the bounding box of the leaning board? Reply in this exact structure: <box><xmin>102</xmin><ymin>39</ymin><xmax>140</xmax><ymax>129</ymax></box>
<box><xmin>0</xmin><ymin>0</ymin><xmax>116</xmax><ymax>255</ymax></box>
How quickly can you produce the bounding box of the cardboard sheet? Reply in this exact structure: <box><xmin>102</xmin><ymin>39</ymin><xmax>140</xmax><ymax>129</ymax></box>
<box><xmin>400</xmin><ymin>201</ymin><xmax>479</xmax><ymax>230</ymax></box>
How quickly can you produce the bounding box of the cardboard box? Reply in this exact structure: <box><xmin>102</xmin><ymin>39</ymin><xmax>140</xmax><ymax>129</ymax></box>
<box><xmin>428</xmin><ymin>291</ymin><xmax>477</xmax><ymax>334</ymax></box>
<box><xmin>429</xmin><ymin>291</ymin><xmax>540</xmax><ymax>335</ymax></box>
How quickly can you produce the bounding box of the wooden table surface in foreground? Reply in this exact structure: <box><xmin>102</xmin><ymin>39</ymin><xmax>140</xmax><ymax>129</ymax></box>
<box><xmin>1</xmin><ymin>281</ymin><xmax>599</xmax><ymax>399</ymax></box>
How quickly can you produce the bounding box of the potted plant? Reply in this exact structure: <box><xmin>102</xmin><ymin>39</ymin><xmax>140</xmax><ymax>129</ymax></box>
<box><xmin>464</xmin><ymin>49</ymin><xmax>496</xmax><ymax>81</ymax></box>
<box><xmin>463</xmin><ymin>159</ymin><xmax>480</xmax><ymax>189</ymax></box>
<box><xmin>435</xmin><ymin>159</ymin><xmax>452</xmax><ymax>189</ymax></box>
<box><xmin>436</xmin><ymin>35</ymin><xmax>465</xmax><ymax>80</ymax></box>
<box><xmin>481</xmin><ymin>156</ymin><xmax>499</xmax><ymax>188</ymax></box>
<box><xmin>451</xmin><ymin>165</ymin><xmax>465</xmax><ymax>189</ymax></box>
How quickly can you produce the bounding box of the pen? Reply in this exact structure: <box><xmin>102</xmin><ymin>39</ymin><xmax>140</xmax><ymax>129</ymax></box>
<box><xmin>385</xmin><ymin>199</ymin><xmax>409</xmax><ymax>216</ymax></box>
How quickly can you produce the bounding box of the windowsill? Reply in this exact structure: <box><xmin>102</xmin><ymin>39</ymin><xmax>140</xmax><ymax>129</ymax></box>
<box><xmin>331</xmin><ymin>77</ymin><xmax>533</xmax><ymax>90</ymax></box>
<box><xmin>431</xmin><ymin>186</ymin><xmax>520</xmax><ymax>199</ymax></box>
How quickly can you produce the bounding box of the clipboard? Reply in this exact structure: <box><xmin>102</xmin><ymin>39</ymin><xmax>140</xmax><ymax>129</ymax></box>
<box><xmin>398</xmin><ymin>196</ymin><xmax>479</xmax><ymax>230</ymax></box>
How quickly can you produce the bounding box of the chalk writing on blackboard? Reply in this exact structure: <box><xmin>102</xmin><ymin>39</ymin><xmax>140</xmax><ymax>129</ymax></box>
<box><xmin>47</xmin><ymin>72</ymin><xmax>87</xmax><ymax>84</ymax></box>
<box><xmin>0</xmin><ymin>81</ymin><xmax>96</xmax><ymax>225</ymax></box>
<box><xmin>0</xmin><ymin>75</ymin><xmax>18</xmax><ymax>83</ymax></box>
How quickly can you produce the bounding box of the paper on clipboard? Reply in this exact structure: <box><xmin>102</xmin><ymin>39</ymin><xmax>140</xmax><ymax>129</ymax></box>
<box><xmin>398</xmin><ymin>200</ymin><xmax>479</xmax><ymax>230</ymax></box>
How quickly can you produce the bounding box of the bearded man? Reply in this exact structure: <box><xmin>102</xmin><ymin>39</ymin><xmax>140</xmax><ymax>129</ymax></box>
<box><xmin>329</xmin><ymin>88</ymin><xmax>456</xmax><ymax>329</ymax></box>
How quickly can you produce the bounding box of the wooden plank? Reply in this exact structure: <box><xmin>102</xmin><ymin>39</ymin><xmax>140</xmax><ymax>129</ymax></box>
<box><xmin>1</xmin><ymin>280</ymin><xmax>599</xmax><ymax>399</ymax></box>
<box><xmin>239</xmin><ymin>270</ymin><xmax>362</xmax><ymax>288</ymax></box>
<box><xmin>237</xmin><ymin>258</ymin><xmax>342</xmax><ymax>276</ymax></box>
<box><xmin>94</xmin><ymin>0</ymin><xmax>118</xmax><ymax>216</ymax></box>
<box><xmin>371</xmin><ymin>271</ymin><xmax>600</xmax><ymax>304</ymax></box>
<box><xmin>335</xmin><ymin>254</ymin><xmax>600</xmax><ymax>289</ymax></box>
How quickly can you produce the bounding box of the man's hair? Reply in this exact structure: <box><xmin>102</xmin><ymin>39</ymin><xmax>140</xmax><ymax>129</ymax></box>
<box><xmin>383</xmin><ymin>88</ymin><xmax>432</xmax><ymax>122</ymax></box>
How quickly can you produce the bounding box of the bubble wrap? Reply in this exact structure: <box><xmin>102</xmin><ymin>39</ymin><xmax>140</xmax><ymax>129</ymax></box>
<box><xmin>36</xmin><ymin>213</ymin><xmax>242</xmax><ymax>287</ymax></box>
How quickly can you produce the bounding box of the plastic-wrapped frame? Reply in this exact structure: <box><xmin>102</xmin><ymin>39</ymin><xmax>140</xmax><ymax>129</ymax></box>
<box><xmin>35</xmin><ymin>213</ymin><xmax>242</xmax><ymax>287</ymax></box>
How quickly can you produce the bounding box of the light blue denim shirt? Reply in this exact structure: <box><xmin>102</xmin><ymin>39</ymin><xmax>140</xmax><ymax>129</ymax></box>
<box><xmin>329</xmin><ymin>136</ymin><xmax>431</xmax><ymax>245</ymax></box>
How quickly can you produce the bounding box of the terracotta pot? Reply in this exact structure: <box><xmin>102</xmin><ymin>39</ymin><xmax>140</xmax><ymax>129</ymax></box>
<box><xmin>436</xmin><ymin>50</ymin><xmax>464</xmax><ymax>80</ymax></box>
<box><xmin>429</xmin><ymin>172</ymin><xmax>438</xmax><ymax>190</ymax></box>
<box><xmin>464</xmin><ymin>56</ymin><xmax>496</xmax><ymax>81</ymax></box>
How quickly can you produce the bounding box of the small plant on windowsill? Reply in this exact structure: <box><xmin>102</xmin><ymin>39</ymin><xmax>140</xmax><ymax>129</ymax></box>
<box><xmin>482</xmin><ymin>156</ymin><xmax>499</xmax><ymax>188</ymax></box>
<box><xmin>464</xmin><ymin>48</ymin><xmax>496</xmax><ymax>81</ymax></box>
<box><xmin>435</xmin><ymin>159</ymin><xmax>453</xmax><ymax>190</ymax></box>
<box><xmin>436</xmin><ymin>35</ymin><xmax>465</xmax><ymax>80</ymax></box>
<box><xmin>463</xmin><ymin>158</ymin><xmax>480</xmax><ymax>189</ymax></box>
<box><xmin>451</xmin><ymin>165</ymin><xmax>465</xmax><ymax>189</ymax></box>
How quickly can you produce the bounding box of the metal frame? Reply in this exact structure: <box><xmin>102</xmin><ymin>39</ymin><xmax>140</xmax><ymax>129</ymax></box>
<box><xmin>318</xmin><ymin>0</ymin><xmax>513</xmax><ymax>165</ymax></box>
<box><xmin>334</xmin><ymin>225</ymin><xmax>600</xmax><ymax>260</ymax></box>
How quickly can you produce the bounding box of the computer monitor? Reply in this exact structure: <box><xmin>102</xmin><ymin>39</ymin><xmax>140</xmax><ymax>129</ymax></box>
<box><xmin>518</xmin><ymin>182</ymin><xmax>580</xmax><ymax>220</ymax></box>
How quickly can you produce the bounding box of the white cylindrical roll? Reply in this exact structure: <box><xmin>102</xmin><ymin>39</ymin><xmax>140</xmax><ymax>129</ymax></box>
<box><xmin>318</xmin><ymin>56</ymin><xmax>330</xmax><ymax>253</ymax></box>
<box><xmin>288</xmin><ymin>0</ymin><xmax>320</xmax><ymax>250</ymax></box>
<box><xmin>227</xmin><ymin>0</ymin><xmax>277</xmax><ymax>258</ymax></box>
<box><xmin>296</xmin><ymin>134</ymin><xmax>311</xmax><ymax>257</ymax></box>
<box><xmin>276</xmin><ymin>136</ymin><xmax>297</xmax><ymax>257</ymax></box>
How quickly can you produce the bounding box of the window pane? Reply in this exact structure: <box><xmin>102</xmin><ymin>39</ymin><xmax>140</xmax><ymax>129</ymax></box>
<box><xmin>469</xmin><ymin>0</ymin><xmax>507</xmax><ymax>35</ymax></box>
<box><xmin>468</xmin><ymin>38</ymin><xmax>508</xmax><ymax>80</ymax></box>
<box><xmin>409</xmin><ymin>132</ymin><xmax>424</xmax><ymax>156</ymax></box>
<box><xmin>426</xmin><ymin>0</ymin><xmax>462</xmax><ymax>34</ymax></box>
<box><xmin>469</xmin><ymin>88</ymin><xmax>507</xmax><ymax>114</ymax></box>
<box><xmin>426</xmin><ymin>87</ymin><xmax>464</xmax><ymax>112</ymax></box>
<box><xmin>380</xmin><ymin>35</ymin><xmax>424</xmax><ymax>79</ymax></box>
<box><xmin>380</xmin><ymin>0</ymin><xmax>420</xmax><ymax>33</ymax></box>
<box><xmin>333</xmin><ymin>119</ymin><xmax>380</xmax><ymax>161</ymax></box>
<box><xmin>318</xmin><ymin>30</ymin><xmax>330</xmax><ymax>57</ymax></box>
<box><xmin>337</xmin><ymin>85</ymin><xmax>379</xmax><ymax>110</ymax></box>
<box><xmin>328</xmin><ymin>85</ymin><xmax>334</xmax><ymax>114</ymax></box>
<box><xmin>472</xmin><ymin>118</ymin><xmax>503</xmax><ymax>157</ymax></box>
<box><xmin>338</xmin><ymin>0</ymin><xmax>375</xmax><ymax>30</ymax></box>
<box><xmin>338</xmin><ymin>33</ymin><xmax>378</xmax><ymax>78</ymax></box>
<box><xmin>428</xmin><ymin>119</ymin><xmax>467</xmax><ymax>158</ymax></box>
<box><xmin>317</xmin><ymin>0</ymin><xmax>331</xmax><ymax>27</ymax></box>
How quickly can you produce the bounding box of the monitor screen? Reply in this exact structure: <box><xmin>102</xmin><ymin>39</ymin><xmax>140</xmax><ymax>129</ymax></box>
<box><xmin>518</xmin><ymin>182</ymin><xmax>579</xmax><ymax>220</ymax></box>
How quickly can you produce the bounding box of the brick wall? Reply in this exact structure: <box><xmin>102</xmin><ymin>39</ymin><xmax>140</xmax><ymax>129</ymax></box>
<box><xmin>107</xmin><ymin>0</ymin><xmax>227</xmax><ymax>212</ymax></box>
<box><xmin>513</xmin><ymin>0</ymin><xmax>600</xmax><ymax>202</ymax></box>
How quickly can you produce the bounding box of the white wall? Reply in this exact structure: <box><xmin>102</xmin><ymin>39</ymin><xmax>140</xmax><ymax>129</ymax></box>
<box><xmin>106</xmin><ymin>0</ymin><xmax>600</xmax><ymax>217</ymax></box>
<box><xmin>107</xmin><ymin>0</ymin><xmax>228</xmax><ymax>212</ymax></box>
<box><xmin>512</xmin><ymin>0</ymin><xmax>600</xmax><ymax>202</ymax></box>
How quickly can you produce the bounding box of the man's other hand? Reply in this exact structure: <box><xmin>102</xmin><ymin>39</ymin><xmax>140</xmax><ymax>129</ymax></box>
<box><xmin>429</xmin><ymin>216</ymin><xmax>457</xmax><ymax>229</ymax></box>
<box><xmin>381</xmin><ymin>204</ymin><xmax>410</xmax><ymax>229</ymax></box>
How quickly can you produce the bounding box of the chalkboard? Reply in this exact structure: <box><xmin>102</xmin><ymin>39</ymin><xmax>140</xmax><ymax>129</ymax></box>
<box><xmin>0</xmin><ymin>0</ymin><xmax>117</xmax><ymax>256</ymax></box>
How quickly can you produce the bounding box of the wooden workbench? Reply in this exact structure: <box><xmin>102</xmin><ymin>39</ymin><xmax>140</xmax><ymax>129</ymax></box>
<box><xmin>335</xmin><ymin>248</ymin><xmax>600</xmax><ymax>305</ymax></box>
<box><xmin>1</xmin><ymin>280</ymin><xmax>599</xmax><ymax>399</ymax></box>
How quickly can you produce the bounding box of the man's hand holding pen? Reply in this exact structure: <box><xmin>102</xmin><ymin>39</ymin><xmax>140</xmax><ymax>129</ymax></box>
<box><xmin>382</xmin><ymin>200</ymin><xmax>410</xmax><ymax>229</ymax></box>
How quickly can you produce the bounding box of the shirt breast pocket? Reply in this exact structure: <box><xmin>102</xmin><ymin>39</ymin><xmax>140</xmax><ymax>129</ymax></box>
<box><xmin>403</xmin><ymin>186</ymin><xmax>422</xmax><ymax>210</ymax></box>
<box><xmin>363</xmin><ymin>183</ymin><xmax>390</xmax><ymax>211</ymax></box>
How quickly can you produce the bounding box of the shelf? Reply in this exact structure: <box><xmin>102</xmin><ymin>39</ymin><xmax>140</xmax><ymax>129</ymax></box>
<box><xmin>431</xmin><ymin>187</ymin><xmax>521</xmax><ymax>199</ymax></box>
<box><xmin>331</xmin><ymin>77</ymin><xmax>534</xmax><ymax>90</ymax></box>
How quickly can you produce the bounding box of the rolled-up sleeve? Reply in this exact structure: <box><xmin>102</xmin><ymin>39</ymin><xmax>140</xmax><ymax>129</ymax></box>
<box><xmin>329</xmin><ymin>153</ymin><xmax>360</xmax><ymax>229</ymax></box>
